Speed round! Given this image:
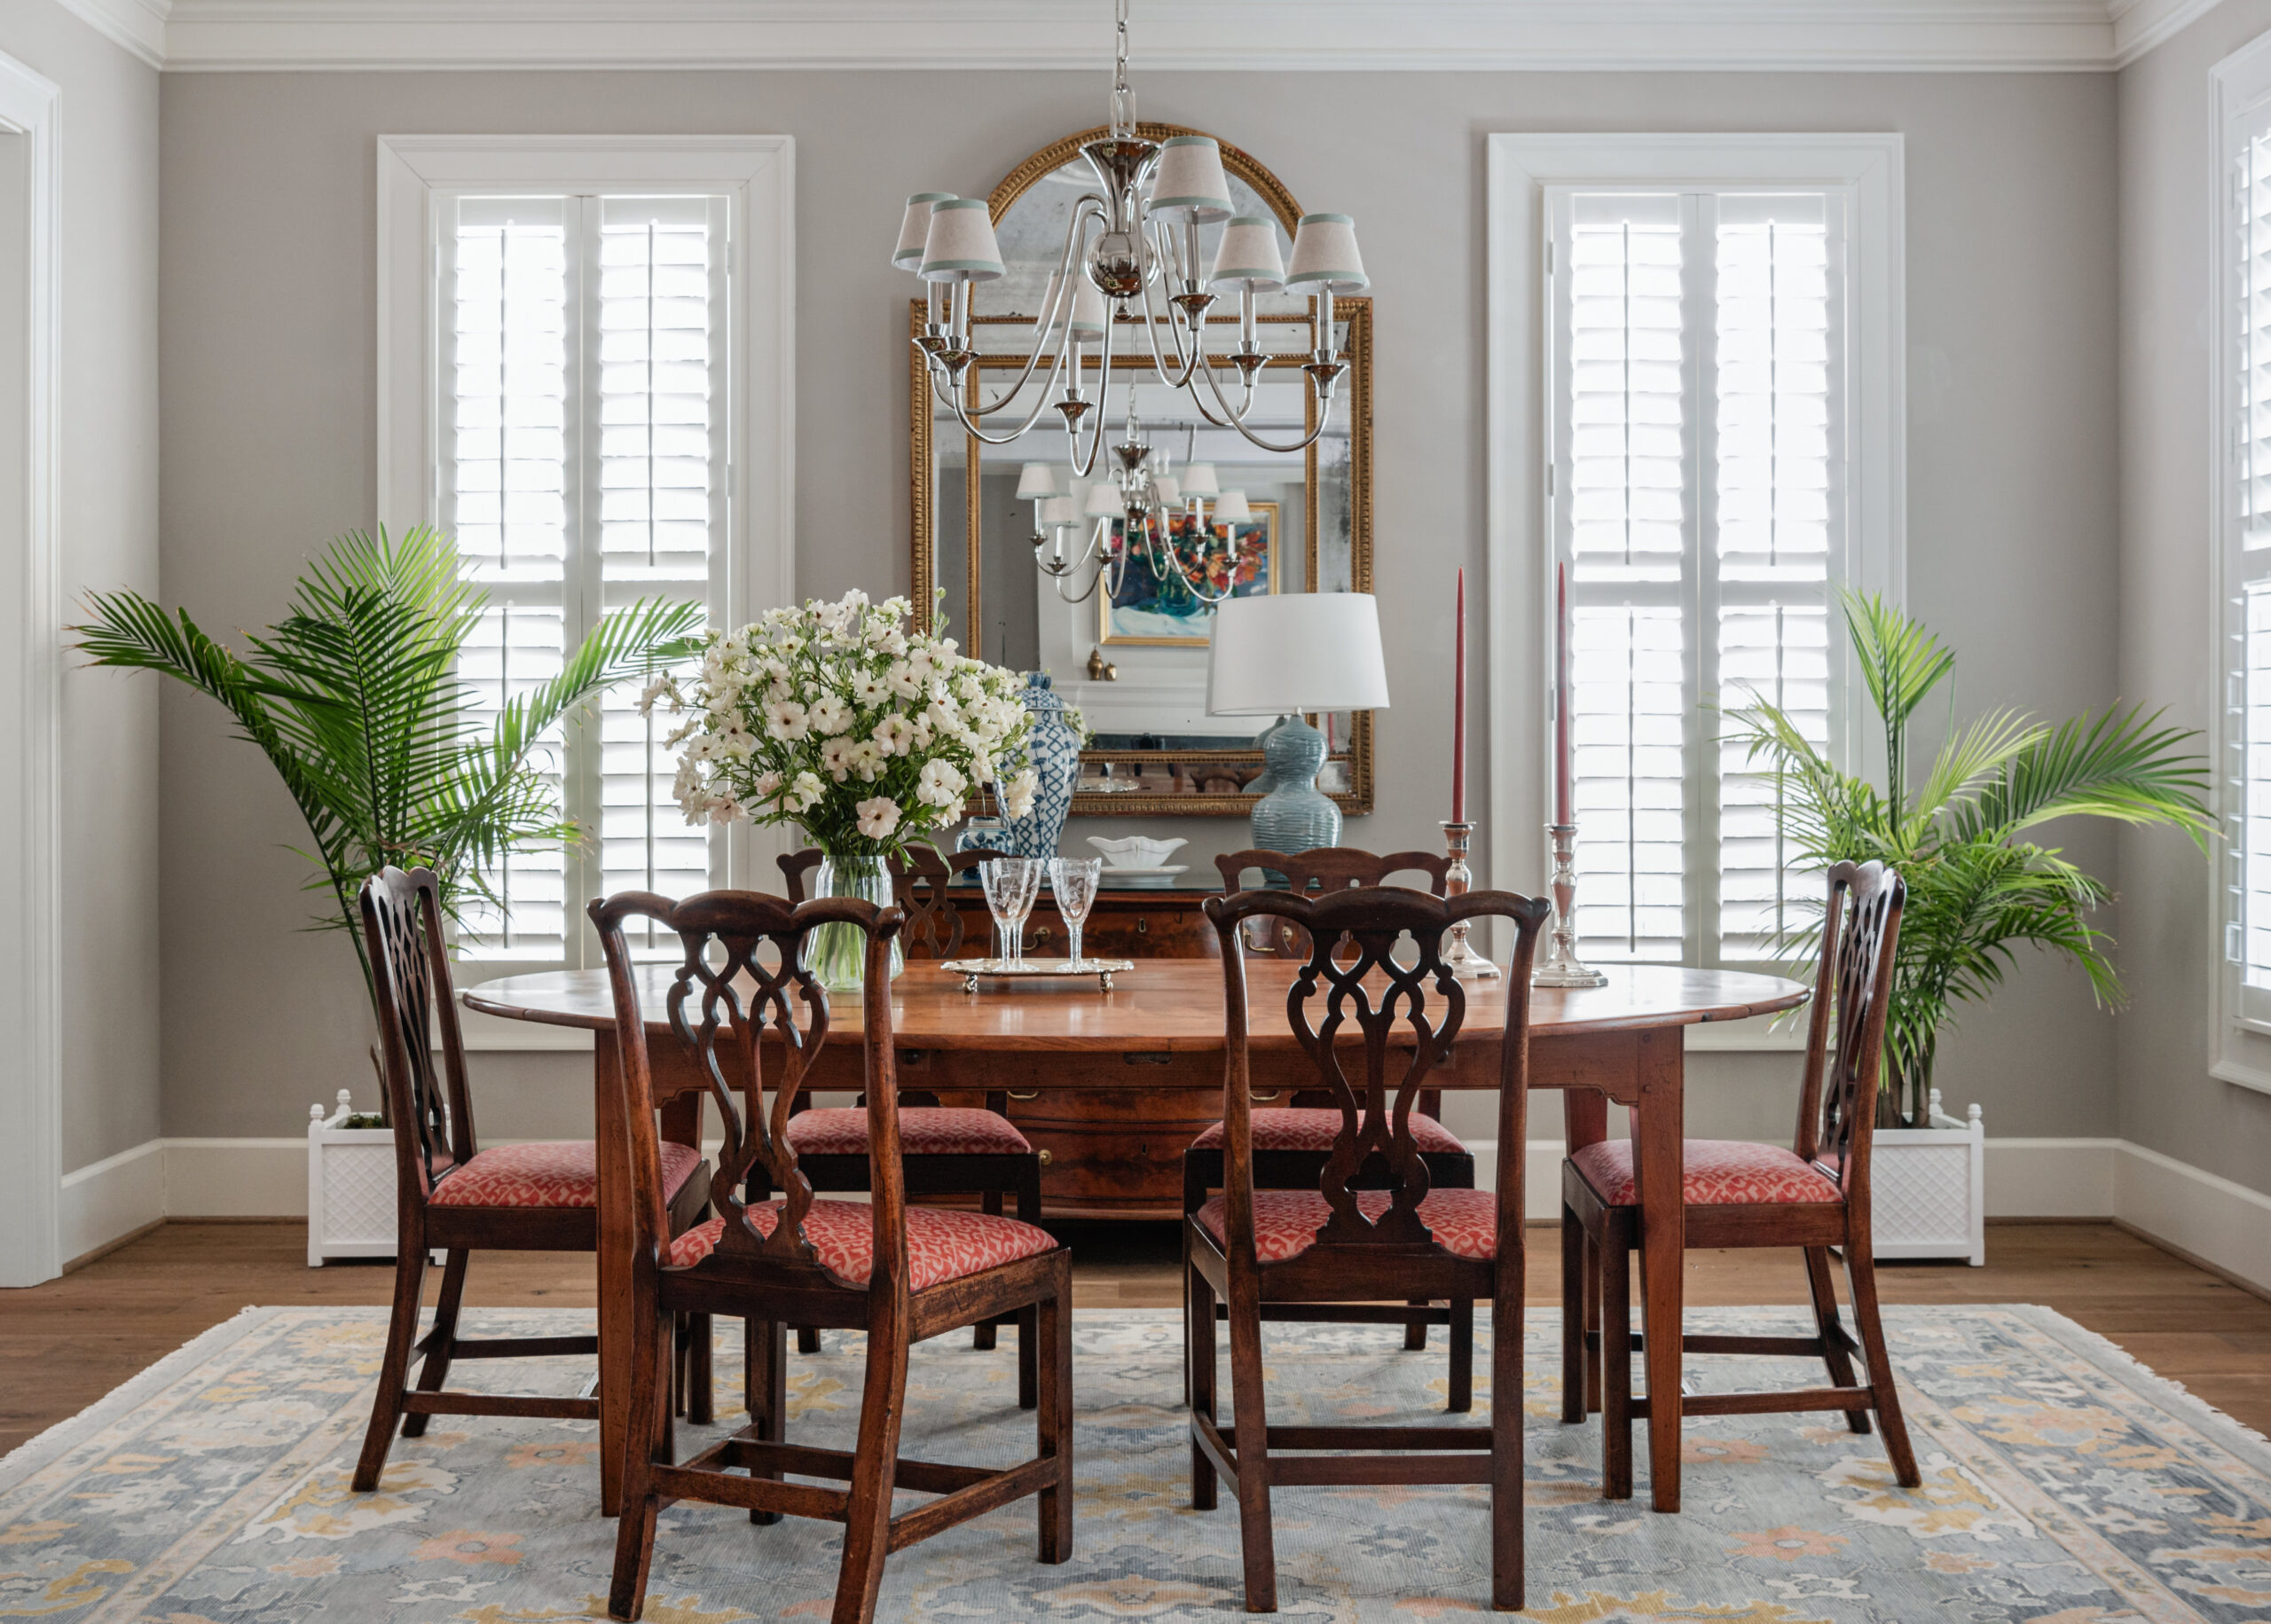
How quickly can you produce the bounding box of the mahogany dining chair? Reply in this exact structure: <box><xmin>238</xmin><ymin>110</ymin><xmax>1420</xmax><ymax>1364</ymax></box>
<box><xmin>1560</xmin><ymin>859</ymin><xmax>1921</xmax><ymax>1499</ymax></box>
<box><xmin>1187</xmin><ymin>883</ymin><xmax>1552</xmax><ymax>1612</ymax></box>
<box><xmin>592</xmin><ymin>889</ymin><xmax>1073</xmax><ymax>1624</ymax></box>
<box><xmin>349</xmin><ymin>867</ymin><xmax>714</xmax><ymax>1495</ymax></box>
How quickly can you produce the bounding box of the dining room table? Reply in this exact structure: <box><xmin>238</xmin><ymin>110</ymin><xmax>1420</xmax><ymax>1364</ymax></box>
<box><xmin>463</xmin><ymin>956</ymin><xmax>1808</xmax><ymax>1518</ymax></box>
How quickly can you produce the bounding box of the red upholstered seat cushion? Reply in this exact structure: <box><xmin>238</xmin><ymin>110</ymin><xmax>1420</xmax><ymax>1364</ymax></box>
<box><xmin>1194</xmin><ymin>1187</ymin><xmax>1499</xmax><ymax>1263</ymax></box>
<box><xmin>1569</xmin><ymin>1138</ymin><xmax>1841</xmax><ymax>1207</ymax></box>
<box><xmin>1187</xmin><ymin>1109</ymin><xmax>1469</xmax><ymax>1157</ymax></box>
<box><xmin>783</xmin><ymin>1107</ymin><xmax>1032</xmax><ymax>1157</ymax></box>
<box><xmin>429</xmin><ymin>1140</ymin><xmax>703</xmax><ymax>1210</ymax></box>
<box><xmin>666</xmin><ymin>1200</ymin><xmax>1057</xmax><ymax>1291</ymax></box>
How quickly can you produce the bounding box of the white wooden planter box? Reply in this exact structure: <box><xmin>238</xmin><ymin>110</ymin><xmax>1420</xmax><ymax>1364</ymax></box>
<box><xmin>307</xmin><ymin>1089</ymin><xmax>401</xmax><ymax>1266</ymax></box>
<box><xmin>1870</xmin><ymin>1091</ymin><xmax>1984</xmax><ymax>1265</ymax></box>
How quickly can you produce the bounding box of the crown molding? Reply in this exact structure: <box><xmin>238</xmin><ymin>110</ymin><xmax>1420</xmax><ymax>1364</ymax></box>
<box><xmin>114</xmin><ymin>0</ymin><xmax>2237</xmax><ymax>75</ymax></box>
<box><xmin>51</xmin><ymin>0</ymin><xmax>169</xmax><ymax>68</ymax></box>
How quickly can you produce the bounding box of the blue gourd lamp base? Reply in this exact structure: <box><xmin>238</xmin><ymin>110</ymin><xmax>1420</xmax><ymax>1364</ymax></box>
<box><xmin>1249</xmin><ymin>714</ymin><xmax>1341</xmax><ymax>854</ymax></box>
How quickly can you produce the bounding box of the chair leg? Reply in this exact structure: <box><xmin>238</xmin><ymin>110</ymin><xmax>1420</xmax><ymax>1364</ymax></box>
<box><xmin>1489</xmin><ymin>1283</ymin><xmax>1525</xmax><ymax>1612</ymax></box>
<box><xmin>1226</xmin><ymin>1286</ymin><xmax>1278</xmax><ymax>1613</ymax></box>
<box><xmin>973</xmin><ymin>1188</ymin><xmax>1004</xmax><ymax>1352</ymax></box>
<box><xmin>1842</xmin><ymin>1234</ymin><xmax>1921</xmax><ymax>1487</ymax></box>
<box><xmin>1560</xmin><ymin>1204</ymin><xmax>1584</xmax><ymax>1424</ymax></box>
<box><xmin>1188</xmin><ymin>1259</ymin><xmax>1218</xmax><ymax>1512</ymax></box>
<box><xmin>1448</xmin><ymin>1298</ymin><xmax>1474</xmax><ymax>1414</ymax></box>
<box><xmin>831</xmin><ymin>1306</ymin><xmax>913</xmax><ymax>1624</ymax></box>
<box><xmin>607</xmin><ymin>1314</ymin><xmax>673</xmax><ymax>1623</ymax></box>
<box><xmin>400</xmin><ymin>1246</ymin><xmax>467</xmax><ymax>1440</ymax></box>
<box><xmin>1582</xmin><ymin>1227</ymin><xmax>1603</xmax><ymax>1416</ymax></box>
<box><xmin>1015</xmin><ymin>1160</ymin><xmax>1043</xmax><ymax>1412</ymax></box>
<box><xmin>1803</xmin><ymin>1245</ymin><xmax>1868</xmax><ymax>1435</ymax></box>
<box><xmin>1602</xmin><ymin>1223</ymin><xmax>1633</xmax><ymax>1502</ymax></box>
<box><xmin>798</xmin><ymin>1327</ymin><xmax>822</xmax><ymax>1355</ymax></box>
<box><xmin>1404</xmin><ymin>1299</ymin><xmax>1430</xmax><ymax>1352</ymax></box>
<box><xmin>351</xmin><ymin>1238</ymin><xmax>428</xmax><ymax>1492</ymax></box>
<box><xmin>686</xmin><ymin>1313</ymin><xmax>714</xmax><ymax>1426</ymax></box>
<box><xmin>747</xmin><ymin>1317</ymin><xmax>788</xmax><ymax>1525</ymax></box>
<box><xmin>1036</xmin><ymin>1255</ymin><xmax>1074</xmax><ymax>1564</ymax></box>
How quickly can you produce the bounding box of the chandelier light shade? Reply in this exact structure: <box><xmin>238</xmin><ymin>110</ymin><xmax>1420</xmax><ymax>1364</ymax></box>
<box><xmin>1149</xmin><ymin>136</ymin><xmax>1234</xmax><ymax>222</ymax></box>
<box><xmin>1016</xmin><ymin>462</ymin><xmax>1058</xmax><ymax>499</ymax></box>
<box><xmin>1209</xmin><ymin>215</ymin><xmax>1287</xmax><ymax>291</ymax></box>
<box><xmin>1040</xmin><ymin>494</ymin><xmax>1079</xmax><ymax>527</ymax></box>
<box><xmin>1085</xmin><ymin>483</ymin><xmax>1125</xmax><ymax>519</ymax></box>
<box><xmin>1213</xmin><ymin>489</ymin><xmax>1252</xmax><ymax>522</ymax></box>
<box><xmin>892</xmin><ymin>192</ymin><xmax>955</xmax><ymax>269</ymax></box>
<box><xmin>1180</xmin><ymin>462</ymin><xmax>1221</xmax><ymax>498</ymax></box>
<box><xmin>1069</xmin><ymin>274</ymin><xmax>1107</xmax><ymax>340</ymax></box>
<box><xmin>1286</xmin><ymin>212</ymin><xmax>1369</xmax><ymax>292</ymax></box>
<box><xmin>918</xmin><ymin>198</ymin><xmax>1005</xmax><ymax>283</ymax></box>
<box><xmin>1151</xmin><ymin>475</ymin><xmax>1182</xmax><ymax>506</ymax></box>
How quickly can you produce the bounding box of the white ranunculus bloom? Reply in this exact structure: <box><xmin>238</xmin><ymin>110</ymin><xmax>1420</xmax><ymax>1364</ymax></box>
<box><xmin>808</xmin><ymin>693</ymin><xmax>851</xmax><ymax>735</ymax></box>
<box><xmin>1001</xmin><ymin>766</ymin><xmax>1039</xmax><ymax>819</ymax></box>
<box><xmin>873</xmin><ymin>714</ymin><xmax>916</xmax><ymax>756</ymax></box>
<box><xmin>765</xmin><ymin>698</ymin><xmax>808</xmax><ymax>741</ymax></box>
<box><xmin>855</xmin><ymin>796</ymin><xmax>900</xmax><ymax>840</ymax></box>
<box><xmin>820</xmin><ymin>735</ymin><xmax>855</xmax><ymax>782</ymax></box>
<box><xmin>849</xmin><ymin>741</ymin><xmax>885</xmax><ymax>783</ymax></box>
<box><xmin>886</xmin><ymin>660</ymin><xmax>924</xmax><ymax>700</ymax></box>
<box><xmin>850</xmin><ymin>670</ymin><xmax>889</xmax><ymax>707</ymax></box>
<box><xmin>917</xmin><ymin>758</ymin><xmax>967</xmax><ymax>808</ymax></box>
<box><xmin>786</xmin><ymin>771</ymin><xmax>825</xmax><ymax>813</ymax></box>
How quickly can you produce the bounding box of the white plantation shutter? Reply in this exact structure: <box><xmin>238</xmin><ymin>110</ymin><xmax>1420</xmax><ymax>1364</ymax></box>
<box><xmin>438</xmin><ymin>192</ymin><xmax>728</xmax><ymax>965</ymax></box>
<box><xmin>1549</xmin><ymin>184</ymin><xmax>1847</xmax><ymax>969</ymax></box>
<box><xmin>2224</xmin><ymin>100</ymin><xmax>2271</xmax><ymax>1030</ymax></box>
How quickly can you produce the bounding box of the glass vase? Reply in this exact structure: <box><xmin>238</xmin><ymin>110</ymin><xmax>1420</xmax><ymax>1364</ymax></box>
<box><xmin>804</xmin><ymin>852</ymin><xmax>906</xmax><ymax>992</ymax></box>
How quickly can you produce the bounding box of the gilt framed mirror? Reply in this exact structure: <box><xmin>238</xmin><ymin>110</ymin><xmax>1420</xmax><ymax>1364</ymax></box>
<box><xmin>908</xmin><ymin>123</ymin><xmax>1374</xmax><ymax>817</ymax></box>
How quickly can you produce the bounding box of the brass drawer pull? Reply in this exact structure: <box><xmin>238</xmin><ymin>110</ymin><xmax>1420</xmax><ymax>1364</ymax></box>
<box><xmin>1037</xmin><ymin>1148</ymin><xmax>1053</xmax><ymax>1165</ymax></box>
<box><xmin>1250</xmin><ymin>1091</ymin><xmax>1281</xmax><ymax>1102</ymax></box>
<box><xmin>1033</xmin><ymin>925</ymin><xmax>1052</xmax><ymax>943</ymax></box>
<box><xmin>1007</xmin><ymin>1089</ymin><xmax>1041</xmax><ymax>1101</ymax></box>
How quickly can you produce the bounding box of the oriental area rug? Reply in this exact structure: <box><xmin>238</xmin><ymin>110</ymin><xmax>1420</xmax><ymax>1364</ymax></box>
<box><xmin>3</xmin><ymin>1304</ymin><xmax>2265</xmax><ymax>1622</ymax></box>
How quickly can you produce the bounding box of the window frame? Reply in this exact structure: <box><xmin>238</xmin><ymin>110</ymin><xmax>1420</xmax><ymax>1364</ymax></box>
<box><xmin>376</xmin><ymin>135</ymin><xmax>794</xmax><ymax>1044</ymax></box>
<box><xmin>2212</xmin><ymin>35</ymin><xmax>2271</xmax><ymax>1094</ymax></box>
<box><xmin>1486</xmin><ymin>134</ymin><xmax>1905</xmax><ymax>1047</ymax></box>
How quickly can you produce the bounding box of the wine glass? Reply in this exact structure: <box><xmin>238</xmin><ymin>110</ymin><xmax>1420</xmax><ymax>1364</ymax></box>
<box><xmin>1048</xmin><ymin>857</ymin><xmax>1102</xmax><ymax>967</ymax></box>
<box><xmin>980</xmin><ymin>857</ymin><xmax>1043</xmax><ymax>967</ymax></box>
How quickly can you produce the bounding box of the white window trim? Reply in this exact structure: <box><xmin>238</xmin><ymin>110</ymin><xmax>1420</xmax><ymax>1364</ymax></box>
<box><xmin>1485</xmin><ymin>133</ymin><xmax>1905</xmax><ymax>1043</ymax></box>
<box><xmin>2212</xmin><ymin>35</ymin><xmax>2271</xmax><ymax>1095</ymax></box>
<box><xmin>376</xmin><ymin>135</ymin><xmax>794</xmax><ymax>1050</ymax></box>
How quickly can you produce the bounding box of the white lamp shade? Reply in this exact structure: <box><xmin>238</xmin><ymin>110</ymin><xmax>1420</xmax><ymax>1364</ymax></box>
<box><xmin>1180</xmin><ymin>462</ymin><xmax>1221</xmax><ymax>498</ymax></box>
<box><xmin>1040</xmin><ymin>494</ymin><xmax>1078</xmax><ymax>526</ymax></box>
<box><xmin>1285</xmin><ymin>212</ymin><xmax>1369</xmax><ymax>293</ymax></box>
<box><xmin>919</xmin><ymin>198</ymin><xmax>1005</xmax><ymax>283</ymax></box>
<box><xmin>1069</xmin><ymin>273</ymin><xmax>1107</xmax><ymax>339</ymax></box>
<box><xmin>1210</xmin><ymin>215</ymin><xmax>1286</xmax><ymax>291</ymax></box>
<box><xmin>1085</xmin><ymin>483</ymin><xmax>1125</xmax><ymax>518</ymax></box>
<box><xmin>1207</xmin><ymin>592</ymin><xmax>1390</xmax><ymax>716</ymax></box>
<box><xmin>893</xmin><ymin>192</ymin><xmax>954</xmax><ymax>270</ymax></box>
<box><xmin>1016</xmin><ymin>463</ymin><xmax>1057</xmax><ymax>499</ymax></box>
<box><xmin>1149</xmin><ymin>135</ymin><xmax>1233</xmax><ymax>224</ymax></box>
<box><xmin>1151</xmin><ymin>475</ymin><xmax>1182</xmax><ymax>506</ymax></box>
<box><xmin>1213</xmin><ymin>489</ymin><xmax>1252</xmax><ymax>522</ymax></box>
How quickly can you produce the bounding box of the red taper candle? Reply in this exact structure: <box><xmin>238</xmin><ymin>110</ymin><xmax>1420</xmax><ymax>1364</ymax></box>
<box><xmin>1554</xmin><ymin>561</ymin><xmax>1573</xmax><ymax>826</ymax></box>
<box><xmin>1451</xmin><ymin>568</ymin><xmax>1466</xmax><ymax>823</ymax></box>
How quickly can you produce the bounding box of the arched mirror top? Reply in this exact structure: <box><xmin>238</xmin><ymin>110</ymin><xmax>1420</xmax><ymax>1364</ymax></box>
<box><xmin>987</xmin><ymin>122</ymin><xmax>1303</xmax><ymax>231</ymax></box>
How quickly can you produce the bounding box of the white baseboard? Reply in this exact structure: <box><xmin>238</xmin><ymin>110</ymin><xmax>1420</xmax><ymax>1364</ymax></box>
<box><xmin>59</xmin><ymin>1139</ymin><xmax>165</xmax><ymax>1262</ymax></box>
<box><xmin>2115</xmin><ymin>1141</ymin><xmax>2271</xmax><ymax>1296</ymax></box>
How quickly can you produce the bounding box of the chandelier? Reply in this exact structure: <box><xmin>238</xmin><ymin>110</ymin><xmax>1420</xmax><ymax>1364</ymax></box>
<box><xmin>892</xmin><ymin>0</ymin><xmax>1367</xmax><ymax>603</ymax></box>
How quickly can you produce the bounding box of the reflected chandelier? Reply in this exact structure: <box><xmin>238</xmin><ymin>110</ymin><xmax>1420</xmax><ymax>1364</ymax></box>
<box><xmin>892</xmin><ymin>0</ymin><xmax>1368</xmax><ymax>604</ymax></box>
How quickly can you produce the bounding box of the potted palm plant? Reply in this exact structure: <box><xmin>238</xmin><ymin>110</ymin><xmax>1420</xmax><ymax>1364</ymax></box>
<box><xmin>1725</xmin><ymin>592</ymin><xmax>2212</xmax><ymax>1260</ymax></box>
<box><xmin>71</xmin><ymin>527</ymin><xmax>703</xmax><ymax>1261</ymax></box>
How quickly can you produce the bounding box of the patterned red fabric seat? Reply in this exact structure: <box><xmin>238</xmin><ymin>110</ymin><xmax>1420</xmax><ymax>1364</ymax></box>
<box><xmin>784</xmin><ymin>1107</ymin><xmax>1033</xmax><ymax>1157</ymax></box>
<box><xmin>1569</xmin><ymin>1138</ymin><xmax>1841</xmax><ymax>1208</ymax></box>
<box><xmin>667</xmin><ymin>1200</ymin><xmax>1057</xmax><ymax>1291</ymax></box>
<box><xmin>429</xmin><ymin>1140</ymin><xmax>703</xmax><ymax>1210</ymax></box>
<box><xmin>1194</xmin><ymin>1186</ymin><xmax>1499</xmax><ymax>1264</ymax></box>
<box><xmin>1187</xmin><ymin>1108</ymin><xmax>1469</xmax><ymax>1157</ymax></box>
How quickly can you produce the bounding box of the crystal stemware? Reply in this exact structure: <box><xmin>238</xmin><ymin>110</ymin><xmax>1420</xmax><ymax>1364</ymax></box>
<box><xmin>980</xmin><ymin>857</ymin><xmax>1043</xmax><ymax>967</ymax></box>
<box><xmin>1048</xmin><ymin>857</ymin><xmax>1103</xmax><ymax>967</ymax></box>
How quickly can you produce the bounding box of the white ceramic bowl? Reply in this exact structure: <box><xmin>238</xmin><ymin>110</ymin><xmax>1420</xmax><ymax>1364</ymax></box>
<box><xmin>1087</xmin><ymin>835</ymin><xmax>1189</xmax><ymax>869</ymax></box>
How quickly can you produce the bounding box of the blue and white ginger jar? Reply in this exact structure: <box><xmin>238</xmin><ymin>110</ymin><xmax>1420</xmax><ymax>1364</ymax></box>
<box><xmin>1002</xmin><ymin>671</ymin><xmax>1081</xmax><ymax>860</ymax></box>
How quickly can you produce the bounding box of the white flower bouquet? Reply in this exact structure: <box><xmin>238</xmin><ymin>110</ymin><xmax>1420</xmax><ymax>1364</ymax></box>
<box><xmin>641</xmin><ymin>589</ymin><xmax>1038</xmax><ymax>859</ymax></box>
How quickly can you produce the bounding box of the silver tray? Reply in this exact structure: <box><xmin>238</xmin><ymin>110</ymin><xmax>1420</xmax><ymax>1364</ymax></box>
<box><xmin>939</xmin><ymin>955</ymin><xmax>1136</xmax><ymax>993</ymax></box>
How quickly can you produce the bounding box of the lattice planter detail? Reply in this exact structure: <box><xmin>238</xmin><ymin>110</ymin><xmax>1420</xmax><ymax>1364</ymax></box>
<box><xmin>307</xmin><ymin>1089</ymin><xmax>400</xmax><ymax>1266</ymax></box>
<box><xmin>1870</xmin><ymin>1091</ymin><xmax>1984</xmax><ymax>1265</ymax></box>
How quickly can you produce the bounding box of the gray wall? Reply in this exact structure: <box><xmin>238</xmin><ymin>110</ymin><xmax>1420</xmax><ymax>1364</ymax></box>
<box><xmin>0</xmin><ymin>1</ymin><xmax>161</xmax><ymax>1174</ymax></box>
<box><xmin>158</xmin><ymin>68</ymin><xmax>2121</xmax><ymax>1149</ymax></box>
<box><xmin>2116</xmin><ymin>0</ymin><xmax>2271</xmax><ymax>1195</ymax></box>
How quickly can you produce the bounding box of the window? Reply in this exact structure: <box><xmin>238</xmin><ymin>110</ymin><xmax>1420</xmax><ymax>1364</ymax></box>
<box><xmin>1489</xmin><ymin>136</ymin><xmax>1902</xmax><ymax>980</ymax></box>
<box><xmin>378</xmin><ymin>137</ymin><xmax>794</xmax><ymax>977</ymax></box>
<box><xmin>2215</xmin><ymin>36</ymin><xmax>2271</xmax><ymax>1091</ymax></box>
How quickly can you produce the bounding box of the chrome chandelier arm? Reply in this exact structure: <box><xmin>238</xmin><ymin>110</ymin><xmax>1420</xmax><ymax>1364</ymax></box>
<box><xmin>950</xmin><ymin>197</ymin><xmax>1105</xmax><ymax>420</ymax></box>
<box><xmin>1059</xmin><ymin>302</ymin><xmax>1115</xmax><ymax>479</ymax></box>
<box><xmin>1191</xmin><ymin>346</ymin><xmax>1333</xmax><ymax>454</ymax></box>
<box><xmin>1127</xmin><ymin>231</ymin><xmax>1205</xmax><ymax>391</ymax></box>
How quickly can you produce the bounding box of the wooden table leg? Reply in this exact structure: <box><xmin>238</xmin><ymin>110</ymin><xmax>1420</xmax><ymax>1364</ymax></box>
<box><xmin>594</xmin><ymin>1028</ymin><xmax>630</xmax><ymax>1518</ymax></box>
<box><xmin>1630</xmin><ymin>1029</ymin><xmax>1685</xmax><ymax>1513</ymax></box>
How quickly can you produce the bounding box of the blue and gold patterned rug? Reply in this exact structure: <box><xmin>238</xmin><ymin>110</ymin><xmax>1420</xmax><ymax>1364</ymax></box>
<box><xmin>3</xmin><ymin>1304</ymin><xmax>2265</xmax><ymax>1621</ymax></box>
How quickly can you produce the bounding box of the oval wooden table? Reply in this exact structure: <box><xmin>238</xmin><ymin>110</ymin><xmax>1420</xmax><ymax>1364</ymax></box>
<box><xmin>466</xmin><ymin>958</ymin><xmax>1806</xmax><ymax>1518</ymax></box>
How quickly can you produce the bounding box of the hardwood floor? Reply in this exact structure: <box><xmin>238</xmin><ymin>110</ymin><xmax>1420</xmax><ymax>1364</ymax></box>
<box><xmin>4</xmin><ymin>1219</ymin><xmax>2267</xmax><ymax>1458</ymax></box>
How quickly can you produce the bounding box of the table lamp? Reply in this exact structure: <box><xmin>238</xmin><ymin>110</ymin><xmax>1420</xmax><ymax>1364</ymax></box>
<box><xmin>1206</xmin><ymin>592</ymin><xmax>1390</xmax><ymax>852</ymax></box>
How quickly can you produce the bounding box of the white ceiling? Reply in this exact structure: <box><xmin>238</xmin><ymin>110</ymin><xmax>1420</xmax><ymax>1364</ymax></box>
<box><xmin>58</xmin><ymin>0</ymin><xmax>2222</xmax><ymax>75</ymax></box>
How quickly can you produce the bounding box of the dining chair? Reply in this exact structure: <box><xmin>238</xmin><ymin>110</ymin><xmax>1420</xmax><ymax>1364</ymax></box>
<box><xmin>1193</xmin><ymin>845</ymin><xmax>1477</xmax><ymax>1393</ymax></box>
<box><xmin>349</xmin><ymin>867</ymin><xmax>714</xmax><ymax>1495</ymax></box>
<box><xmin>779</xmin><ymin>845</ymin><xmax>1041</xmax><ymax>1393</ymax></box>
<box><xmin>592</xmin><ymin>889</ymin><xmax>1073</xmax><ymax>1624</ymax></box>
<box><xmin>1188</xmin><ymin>883</ymin><xmax>1552</xmax><ymax>1613</ymax></box>
<box><xmin>1560</xmin><ymin>859</ymin><xmax>1921</xmax><ymax>1500</ymax></box>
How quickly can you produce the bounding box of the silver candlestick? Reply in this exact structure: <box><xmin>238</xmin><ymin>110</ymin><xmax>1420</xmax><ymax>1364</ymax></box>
<box><xmin>1533</xmin><ymin>821</ymin><xmax>1607</xmax><ymax>988</ymax></box>
<box><xmin>1439</xmin><ymin>820</ymin><xmax>1500</xmax><ymax>980</ymax></box>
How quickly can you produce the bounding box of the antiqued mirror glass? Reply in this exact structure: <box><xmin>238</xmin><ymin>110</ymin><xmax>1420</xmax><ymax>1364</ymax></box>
<box><xmin>909</xmin><ymin>124</ymin><xmax>1374</xmax><ymax>816</ymax></box>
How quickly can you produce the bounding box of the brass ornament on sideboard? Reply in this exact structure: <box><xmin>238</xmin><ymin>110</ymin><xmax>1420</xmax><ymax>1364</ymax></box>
<box><xmin>908</xmin><ymin>122</ymin><xmax>1375</xmax><ymax>820</ymax></box>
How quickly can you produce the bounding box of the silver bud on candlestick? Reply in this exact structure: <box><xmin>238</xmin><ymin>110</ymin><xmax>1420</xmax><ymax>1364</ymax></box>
<box><xmin>1439</xmin><ymin>821</ymin><xmax>1500</xmax><ymax>980</ymax></box>
<box><xmin>1533</xmin><ymin>822</ymin><xmax>1608</xmax><ymax>988</ymax></box>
